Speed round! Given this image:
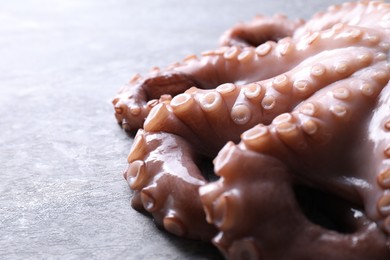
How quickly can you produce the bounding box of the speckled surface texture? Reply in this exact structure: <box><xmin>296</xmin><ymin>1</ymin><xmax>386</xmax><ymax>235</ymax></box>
<box><xmin>0</xmin><ymin>0</ymin><xmax>358</xmax><ymax>259</ymax></box>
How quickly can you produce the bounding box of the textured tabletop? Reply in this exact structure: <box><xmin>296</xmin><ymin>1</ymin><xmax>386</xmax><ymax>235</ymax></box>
<box><xmin>0</xmin><ymin>0</ymin><xmax>354</xmax><ymax>259</ymax></box>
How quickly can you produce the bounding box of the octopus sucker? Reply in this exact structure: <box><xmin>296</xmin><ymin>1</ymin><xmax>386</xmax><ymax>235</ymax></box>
<box><xmin>113</xmin><ymin>1</ymin><xmax>390</xmax><ymax>259</ymax></box>
<box><xmin>125</xmin><ymin>160</ymin><xmax>147</xmax><ymax>189</ymax></box>
<box><xmin>170</xmin><ymin>93</ymin><xmax>225</xmax><ymax>145</ymax></box>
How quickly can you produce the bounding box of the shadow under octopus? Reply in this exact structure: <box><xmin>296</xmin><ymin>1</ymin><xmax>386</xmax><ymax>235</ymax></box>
<box><xmin>113</xmin><ymin>1</ymin><xmax>390</xmax><ymax>259</ymax></box>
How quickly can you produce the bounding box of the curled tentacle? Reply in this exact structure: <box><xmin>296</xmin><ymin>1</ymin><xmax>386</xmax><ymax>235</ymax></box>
<box><xmin>200</xmin><ymin>144</ymin><xmax>390</xmax><ymax>259</ymax></box>
<box><xmin>219</xmin><ymin>14</ymin><xmax>305</xmax><ymax>47</ymax></box>
<box><xmin>124</xmin><ymin>130</ymin><xmax>217</xmax><ymax>240</ymax></box>
<box><xmin>113</xmin><ymin>72</ymin><xmax>197</xmax><ymax>131</ymax></box>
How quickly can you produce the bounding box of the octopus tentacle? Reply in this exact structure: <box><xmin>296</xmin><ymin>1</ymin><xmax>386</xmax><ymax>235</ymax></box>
<box><xmin>124</xmin><ymin>130</ymin><xmax>217</xmax><ymax>240</ymax></box>
<box><xmin>294</xmin><ymin>0</ymin><xmax>390</xmax><ymax>40</ymax></box>
<box><xmin>199</xmin><ymin>144</ymin><xmax>390</xmax><ymax>259</ymax></box>
<box><xmin>219</xmin><ymin>14</ymin><xmax>305</xmax><ymax>47</ymax></box>
<box><xmin>239</xmin><ymin>60</ymin><xmax>390</xmax><ymax>227</ymax></box>
<box><xmin>363</xmin><ymin>79</ymin><xmax>390</xmax><ymax>233</ymax></box>
<box><xmin>142</xmin><ymin>46</ymin><xmax>383</xmax><ymax>154</ymax></box>
<box><xmin>113</xmin><ymin>22</ymin><xmax>386</xmax><ymax>132</ymax></box>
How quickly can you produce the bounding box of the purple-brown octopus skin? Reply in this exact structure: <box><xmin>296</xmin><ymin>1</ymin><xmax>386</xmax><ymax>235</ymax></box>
<box><xmin>113</xmin><ymin>1</ymin><xmax>390</xmax><ymax>259</ymax></box>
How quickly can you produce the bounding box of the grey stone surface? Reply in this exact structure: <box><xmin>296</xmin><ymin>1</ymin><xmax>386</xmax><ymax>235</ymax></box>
<box><xmin>0</xmin><ymin>0</ymin><xmax>355</xmax><ymax>259</ymax></box>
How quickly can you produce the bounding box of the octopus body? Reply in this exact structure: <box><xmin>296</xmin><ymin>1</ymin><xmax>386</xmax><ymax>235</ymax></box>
<box><xmin>113</xmin><ymin>1</ymin><xmax>390</xmax><ymax>259</ymax></box>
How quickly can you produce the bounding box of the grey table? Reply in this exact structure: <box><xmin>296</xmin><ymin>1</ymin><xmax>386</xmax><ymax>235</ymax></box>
<box><xmin>0</xmin><ymin>0</ymin><xmax>356</xmax><ymax>259</ymax></box>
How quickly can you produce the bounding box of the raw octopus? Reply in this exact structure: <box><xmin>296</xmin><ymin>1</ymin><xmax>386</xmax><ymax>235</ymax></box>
<box><xmin>113</xmin><ymin>1</ymin><xmax>390</xmax><ymax>259</ymax></box>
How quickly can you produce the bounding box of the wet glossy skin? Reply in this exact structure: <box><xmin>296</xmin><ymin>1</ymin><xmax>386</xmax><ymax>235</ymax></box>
<box><xmin>114</xmin><ymin>1</ymin><xmax>390</xmax><ymax>259</ymax></box>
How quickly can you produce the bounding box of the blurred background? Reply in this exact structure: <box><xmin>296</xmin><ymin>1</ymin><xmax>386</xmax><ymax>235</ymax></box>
<box><xmin>0</xmin><ymin>0</ymin><xmax>367</xmax><ymax>259</ymax></box>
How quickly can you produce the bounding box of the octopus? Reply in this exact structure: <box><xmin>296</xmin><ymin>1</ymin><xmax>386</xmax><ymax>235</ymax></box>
<box><xmin>112</xmin><ymin>1</ymin><xmax>390</xmax><ymax>259</ymax></box>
